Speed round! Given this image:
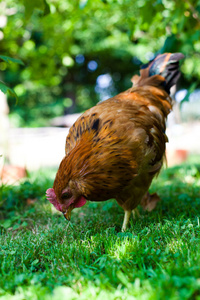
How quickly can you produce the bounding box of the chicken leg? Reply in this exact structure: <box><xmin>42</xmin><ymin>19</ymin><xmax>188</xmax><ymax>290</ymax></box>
<box><xmin>132</xmin><ymin>208</ymin><xmax>140</xmax><ymax>218</ymax></box>
<box><xmin>122</xmin><ymin>210</ymin><xmax>131</xmax><ymax>231</ymax></box>
<box><xmin>122</xmin><ymin>208</ymin><xmax>141</xmax><ymax>231</ymax></box>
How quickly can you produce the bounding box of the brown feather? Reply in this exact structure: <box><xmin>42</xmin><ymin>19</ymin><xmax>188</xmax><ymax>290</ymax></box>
<box><xmin>53</xmin><ymin>82</ymin><xmax>171</xmax><ymax>210</ymax></box>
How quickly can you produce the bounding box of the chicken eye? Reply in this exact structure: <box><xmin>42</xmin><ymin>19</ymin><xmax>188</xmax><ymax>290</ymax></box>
<box><xmin>61</xmin><ymin>191</ymin><xmax>72</xmax><ymax>199</ymax></box>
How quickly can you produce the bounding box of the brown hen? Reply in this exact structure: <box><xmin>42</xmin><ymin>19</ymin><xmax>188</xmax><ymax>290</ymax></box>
<box><xmin>46</xmin><ymin>53</ymin><xmax>184</xmax><ymax>231</ymax></box>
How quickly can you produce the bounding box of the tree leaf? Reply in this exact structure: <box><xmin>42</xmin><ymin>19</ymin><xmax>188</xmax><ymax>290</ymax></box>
<box><xmin>43</xmin><ymin>0</ymin><xmax>50</xmax><ymax>16</ymax></box>
<box><xmin>0</xmin><ymin>55</ymin><xmax>24</xmax><ymax>66</ymax></box>
<box><xmin>0</xmin><ymin>81</ymin><xmax>18</xmax><ymax>99</ymax></box>
<box><xmin>22</xmin><ymin>0</ymin><xmax>50</xmax><ymax>19</ymax></box>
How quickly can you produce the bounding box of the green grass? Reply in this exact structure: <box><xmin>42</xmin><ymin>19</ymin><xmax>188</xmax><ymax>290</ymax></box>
<box><xmin>0</xmin><ymin>158</ymin><xmax>200</xmax><ymax>300</ymax></box>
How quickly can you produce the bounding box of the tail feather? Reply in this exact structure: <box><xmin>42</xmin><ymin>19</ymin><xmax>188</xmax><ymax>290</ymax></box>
<box><xmin>141</xmin><ymin>52</ymin><xmax>184</xmax><ymax>93</ymax></box>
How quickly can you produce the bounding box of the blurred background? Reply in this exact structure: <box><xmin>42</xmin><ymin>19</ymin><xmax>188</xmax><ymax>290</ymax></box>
<box><xmin>0</xmin><ymin>0</ymin><xmax>200</xmax><ymax>183</ymax></box>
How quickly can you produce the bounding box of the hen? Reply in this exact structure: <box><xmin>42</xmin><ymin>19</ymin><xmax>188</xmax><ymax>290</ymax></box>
<box><xmin>46</xmin><ymin>52</ymin><xmax>184</xmax><ymax>231</ymax></box>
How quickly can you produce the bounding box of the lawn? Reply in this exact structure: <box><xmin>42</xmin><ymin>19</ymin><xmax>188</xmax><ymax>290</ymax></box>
<box><xmin>0</xmin><ymin>157</ymin><xmax>200</xmax><ymax>300</ymax></box>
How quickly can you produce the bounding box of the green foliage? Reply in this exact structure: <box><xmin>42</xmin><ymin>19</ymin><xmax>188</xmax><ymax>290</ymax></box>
<box><xmin>0</xmin><ymin>55</ymin><xmax>24</xmax><ymax>66</ymax></box>
<box><xmin>22</xmin><ymin>0</ymin><xmax>50</xmax><ymax>19</ymax></box>
<box><xmin>0</xmin><ymin>159</ymin><xmax>200</xmax><ymax>299</ymax></box>
<box><xmin>0</xmin><ymin>55</ymin><xmax>23</xmax><ymax>99</ymax></box>
<box><xmin>0</xmin><ymin>0</ymin><xmax>199</xmax><ymax>126</ymax></box>
<box><xmin>0</xmin><ymin>81</ymin><xmax>17</xmax><ymax>99</ymax></box>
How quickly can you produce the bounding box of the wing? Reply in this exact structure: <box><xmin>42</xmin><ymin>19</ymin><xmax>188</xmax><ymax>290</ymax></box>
<box><xmin>65</xmin><ymin>113</ymin><xmax>100</xmax><ymax>155</ymax></box>
<box><xmin>65</xmin><ymin>85</ymin><xmax>169</xmax><ymax>169</ymax></box>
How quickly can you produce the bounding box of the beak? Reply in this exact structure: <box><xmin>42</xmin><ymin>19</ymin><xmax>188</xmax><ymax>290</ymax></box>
<box><xmin>63</xmin><ymin>204</ymin><xmax>74</xmax><ymax>221</ymax></box>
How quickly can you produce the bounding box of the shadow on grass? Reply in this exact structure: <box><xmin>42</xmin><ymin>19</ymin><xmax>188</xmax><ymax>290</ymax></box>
<box><xmin>73</xmin><ymin>162</ymin><xmax>200</xmax><ymax>233</ymax></box>
<box><xmin>0</xmin><ymin>162</ymin><xmax>199</xmax><ymax>232</ymax></box>
<box><xmin>0</xmin><ymin>162</ymin><xmax>200</xmax><ymax>298</ymax></box>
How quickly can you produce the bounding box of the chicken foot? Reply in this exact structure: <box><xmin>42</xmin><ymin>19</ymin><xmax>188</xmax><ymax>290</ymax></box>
<box><xmin>121</xmin><ymin>208</ymin><xmax>141</xmax><ymax>231</ymax></box>
<box><xmin>132</xmin><ymin>208</ymin><xmax>140</xmax><ymax>219</ymax></box>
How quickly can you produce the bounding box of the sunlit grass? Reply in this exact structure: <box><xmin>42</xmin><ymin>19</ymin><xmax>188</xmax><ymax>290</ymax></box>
<box><xmin>0</xmin><ymin>158</ymin><xmax>200</xmax><ymax>299</ymax></box>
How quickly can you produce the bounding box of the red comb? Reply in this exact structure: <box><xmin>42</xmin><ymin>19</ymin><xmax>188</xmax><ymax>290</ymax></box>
<box><xmin>46</xmin><ymin>188</ymin><xmax>62</xmax><ymax>211</ymax></box>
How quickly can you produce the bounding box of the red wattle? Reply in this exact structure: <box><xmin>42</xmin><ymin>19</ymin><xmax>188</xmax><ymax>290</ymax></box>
<box><xmin>74</xmin><ymin>196</ymin><xmax>87</xmax><ymax>208</ymax></box>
